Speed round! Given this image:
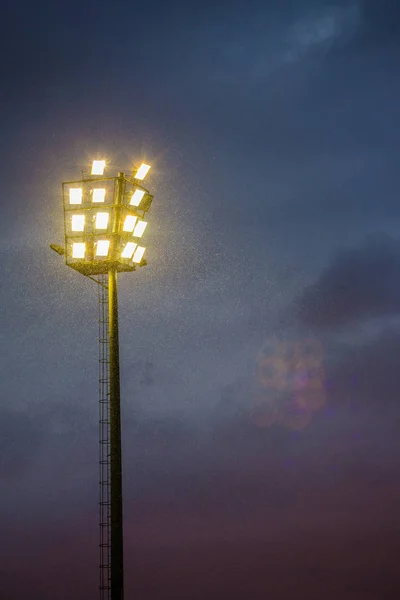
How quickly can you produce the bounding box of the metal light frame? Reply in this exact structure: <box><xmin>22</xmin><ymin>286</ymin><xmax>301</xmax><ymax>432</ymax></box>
<box><xmin>62</xmin><ymin>170</ymin><xmax>153</xmax><ymax>276</ymax></box>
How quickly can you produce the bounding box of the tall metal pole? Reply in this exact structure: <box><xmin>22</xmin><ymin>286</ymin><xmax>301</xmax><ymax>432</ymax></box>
<box><xmin>57</xmin><ymin>164</ymin><xmax>153</xmax><ymax>600</ymax></box>
<box><xmin>109</xmin><ymin>267</ymin><xmax>124</xmax><ymax>599</ymax></box>
<box><xmin>109</xmin><ymin>173</ymin><xmax>124</xmax><ymax>599</ymax></box>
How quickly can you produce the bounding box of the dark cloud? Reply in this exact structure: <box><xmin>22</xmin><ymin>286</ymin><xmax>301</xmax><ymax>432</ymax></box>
<box><xmin>327</xmin><ymin>328</ymin><xmax>400</xmax><ymax>415</ymax></box>
<box><xmin>360</xmin><ymin>0</ymin><xmax>400</xmax><ymax>46</ymax></box>
<box><xmin>292</xmin><ymin>234</ymin><xmax>400</xmax><ymax>330</ymax></box>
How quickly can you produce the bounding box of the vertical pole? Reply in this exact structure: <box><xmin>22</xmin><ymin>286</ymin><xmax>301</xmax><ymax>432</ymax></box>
<box><xmin>109</xmin><ymin>267</ymin><xmax>124</xmax><ymax>599</ymax></box>
<box><xmin>109</xmin><ymin>172</ymin><xmax>125</xmax><ymax>599</ymax></box>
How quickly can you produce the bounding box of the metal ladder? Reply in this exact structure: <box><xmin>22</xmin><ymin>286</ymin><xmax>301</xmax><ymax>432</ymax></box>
<box><xmin>98</xmin><ymin>274</ymin><xmax>111</xmax><ymax>600</ymax></box>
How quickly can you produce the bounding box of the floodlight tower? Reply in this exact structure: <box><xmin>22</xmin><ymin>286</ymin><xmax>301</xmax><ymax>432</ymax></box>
<box><xmin>51</xmin><ymin>159</ymin><xmax>154</xmax><ymax>600</ymax></box>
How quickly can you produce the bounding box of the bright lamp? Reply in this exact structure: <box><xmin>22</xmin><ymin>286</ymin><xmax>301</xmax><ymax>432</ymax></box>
<box><xmin>123</xmin><ymin>215</ymin><xmax>137</xmax><ymax>232</ymax></box>
<box><xmin>132</xmin><ymin>246</ymin><xmax>145</xmax><ymax>263</ymax></box>
<box><xmin>95</xmin><ymin>212</ymin><xmax>109</xmax><ymax>229</ymax></box>
<box><xmin>129</xmin><ymin>189</ymin><xmax>146</xmax><ymax>207</ymax></box>
<box><xmin>70</xmin><ymin>188</ymin><xmax>83</xmax><ymax>204</ymax></box>
<box><xmin>92</xmin><ymin>188</ymin><xmax>106</xmax><ymax>203</ymax></box>
<box><xmin>72</xmin><ymin>214</ymin><xmax>85</xmax><ymax>232</ymax></box>
<box><xmin>96</xmin><ymin>240</ymin><xmax>110</xmax><ymax>257</ymax></box>
<box><xmin>135</xmin><ymin>163</ymin><xmax>151</xmax><ymax>181</ymax></box>
<box><xmin>132</xmin><ymin>220</ymin><xmax>147</xmax><ymax>238</ymax></box>
<box><xmin>91</xmin><ymin>160</ymin><xmax>106</xmax><ymax>175</ymax></box>
<box><xmin>121</xmin><ymin>242</ymin><xmax>137</xmax><ymax>259</ymax></box>
<box><xmin>72</xmin><ymin>242</ymin><xmax>86</xmax><ymax>259</ymax></box>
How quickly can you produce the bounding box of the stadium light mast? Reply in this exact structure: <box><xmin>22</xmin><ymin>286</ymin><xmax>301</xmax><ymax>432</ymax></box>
<box><xmin>51</xmin><ymin>158</ymin><xmax>154</xmax><ymax>600</ymax></box>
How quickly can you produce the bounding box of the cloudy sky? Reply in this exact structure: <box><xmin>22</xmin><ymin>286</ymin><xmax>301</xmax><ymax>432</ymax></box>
<box><xmin>2</xmin><ymin>0</ymin><xmax>400</xmax><ymax>598</ymax></box>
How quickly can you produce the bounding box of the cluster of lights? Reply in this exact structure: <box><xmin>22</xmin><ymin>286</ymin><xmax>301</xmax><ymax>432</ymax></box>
<box><xmin>69</xmin><ymin>187</ymin><xmax>148</xmax><ymax>207</ymax></box>
<box><xmin>67</xmin><ymin>160</ymin><xmax>151</xmax><ymax>266</ymax></box>
<box><xmin>89</xmin><ymin>159</ymin><xmax>151</xmax><ymax>180</ymax></box>
<box><xmin>71</xmin><ymin>241</ymin><xmax>145</xmax><ymax>263</ymax></box>
<box><xmin>69</xmin><ymin>162</ymin><xmax>150</xmax><ymax>208</ymax></box>
<box><xmin>69</xmin><ymin>187</ymin><xmax>107</xmax><ymax>205</ymax></box>
<box><xmin>70</xmin><ymin>212</ymin><xmax>147</xmax><ymax>236</ymax></box>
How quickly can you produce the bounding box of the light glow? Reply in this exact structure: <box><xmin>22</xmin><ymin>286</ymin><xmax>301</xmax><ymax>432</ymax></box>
<box><xmin>69</xmin><ymin>188</ymin><xmax>83</xmax><ymax>204</ymax></box>
<box><xmin>135</xmin><ymin>163</ymin><xmax>151</xmax><ymax>180</ymax></box>
<box><xmin>92</xmin><ymin>188</ymin><xmax>106</xmax><ymax>203</ymax></box>
<box><xmin>96</xmin><ymin>240</ymin><xmax>110</xmax><ymax>257</ymax></box>
<box><xmin>132</xmin><ymin>245</ymin><xmax>146</xmax><ymax>263</ymax></box>
<box><xmin>95</xmin><ymin>212</ymin><xmax>109</xmax><ymax>229</ymax></box>
<box><xmin>121</xmin><ymin>242</ymin><xmax>137</xmax><ymax>259</ymax></box>
<box><xmin>72</xmin><ymin>242</ymin><xmax>86</xmax><ymax>259</ymax></box>
<box><xmin>129</xmin><ymin>189</ymin><xmax>145</xmax><ymax>207</ymax></box>
<box><xmin>123</xmin><ymin>215</ymin><xmax>138</xmax><ymax>232</ymax></box>
<box><xmin>91</xmin><ymin>160</ymin><xmax>106</xmax><ymax>175</ymax></box>
<box><xmin>133</xmin><ymin>220</ymin><xmax>147</xmax><ymax>238</ymax></box>
<box><xmin>71</xmin><ymin>214</ymin><xmax>85</xmax><ymax>232</ymax></box>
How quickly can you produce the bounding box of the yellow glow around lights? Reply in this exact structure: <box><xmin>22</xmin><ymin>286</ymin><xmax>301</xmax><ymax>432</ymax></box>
<box><xmin>69</xmin><ymin>188</ymin><xmax>83</xmax><ymax>204</ymax></box>
<box><xmin>133</xmin><ymin>220</ymin><xmax>147</xmax><ymax>238</ymax></box>
<box><xmin>96</xmin><ymin>240</ymin><xmax>110</xmax><ymax>257</ymax></box>
<box><xmin>132</xmin><ymin>246</ymin><xmax>145</xmax><ymax>263</ymax></box>
<box><xmin>72</xmin><ymin>242</ymin><xmax>86</xmax><ymax>259</ymax></box>
<box><xmin>129</xmin><ymin>189</ymin><xmax>145</xmax><ymax>207</ymax></box>
<box><xmin>123</xmin><ymin>215</ymin><xmax>137</xmax><ymax>232</ymax></box>
<box><xmin>71</xmin><ymin>215</ymin><xmax>85</xmax><ymax>232</ymax></box>
<box><xmin>135</xmin><ymin>163</ymin><xmax>151</xmax><ymax>180</ymax></box>
<box><xmin>95</xmin><ymin>212</ymin><xmax>109</xmax><ymax>229</ymax></box>
<box><xmin>121</xmin><ymin>242</ymin><xmax>137</xmax><ymax>259</ymax></box>
<box><xmin>92</xmin><ymin>188</ymin><xmax>106</xmax><ymax>203</ymax></box>
<box><xmin>91</xmin><ymin>160</ymin><xmax>106</xmax><ymax>175</ymax></box>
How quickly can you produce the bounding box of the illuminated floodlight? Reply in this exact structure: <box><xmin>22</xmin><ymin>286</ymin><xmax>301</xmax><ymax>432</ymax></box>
<box><xmin>134</xmin><ymin>163</ymin><xmax>151</xmax><ymax>181</ymax></box>
<box><xmin>132</xmin><ymin>220</ymin><xmax>147</xmax><ymax>238</ymax></box>
<box><xmin>69</xmin><ymin>188</ymin><xmax>83</xmax><ymax>204</ymax></box>
<box><xmin>129</xmin><ymin>189</ymin><xmax>146</xmax><ymax>207</ymax></box>
<box><xmin>123</xmin><ymin>215</ymin><xmax>137</xmax><ymax>232</ymax></box>
<box><xmin>121</xmin><ymin>242</ymin><xmax>137</xmax><ymax>259</ymax></box>
<box><xmin>95</xmin><ymin>212</ymin><xmax>109</xmax><ymax>229</ymax></box>
<box><xmin>71</xmin><ymin>214</ymin><xmax>85</xmax><ymax>232</ymax></box>
<box><xmin>92</xmin><ymin>188</ymin><xmax>106</xmax><ymax>203</ymax></box>
<box><xmin>132</xmin><ymin>246</ymin><xmax>145</xmax><ymax>264</ymax></box>
<box><xmin>72</xmin><ymin>242</ymin><xmax>86</xmax><ymax>259</ymax></box>
<box><xmin>91</xmin><ymin>160</ymin><xmax>106</xmax><ymax>175</ymax></box>
<box><xmin>96</xmin><ymin>240</ymin><xmax>110</xmax><ymax>257</ymax></box>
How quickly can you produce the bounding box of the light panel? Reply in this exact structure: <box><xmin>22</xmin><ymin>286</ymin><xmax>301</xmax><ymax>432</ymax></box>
<box><xmin>95</xmin><ymin>212</ymin><xmax>109</xmax><ymax>229</ymax></box>
<box><xmin>92</xmin><ymin>188</ymin><xmax>106</xmax><ymax>203</ymax></box>
<box><xmin>132</xmin><ymin>246</ymin><xmax>145</xmax><ymax>263</ymax></box>
<box><xmin>129</xmin><ymin>189</ymin><xmax>146</xmax><ymax>207</ymax></box>
<box><xmin>69</xmin><ymin>188</ymin><xmax>83</xmax><ymax>204</ymax></box>
<box><xmin>135</xmin><ymin>163</ymin><xmax>151</xmax><ymax>180</ymax></box>
<box><xmin>123</xmin><ymin>215</ymin><xmax>138</xmax><ymax>232</ymax></box>
<box><xmin>71</xmin><ymin>214</ymin><xmax>85</xmax><ymax>232</ymax></box>
<box><xmin>121</xmin><ymin>242</ymin><xmax>137</xmax><ymax>259</ymax></box>
<box><xmin>96</xmin><ymin>240</ymin><xmax>110</xmax><ymax>257</ymax></box>
<box><xmin>91</xmin><ymin>160</ymin><xmax>106</xmax><ymax>175</ymax></box>
<box><xmin>133</xmin><ymin>220</ymin><xmax>147</xmax><ymax>238</ymax></box>
<box><xmin>72</xmin><ymin>242</ymin><xmax>86</xmax><ymax>259</ymax></box>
